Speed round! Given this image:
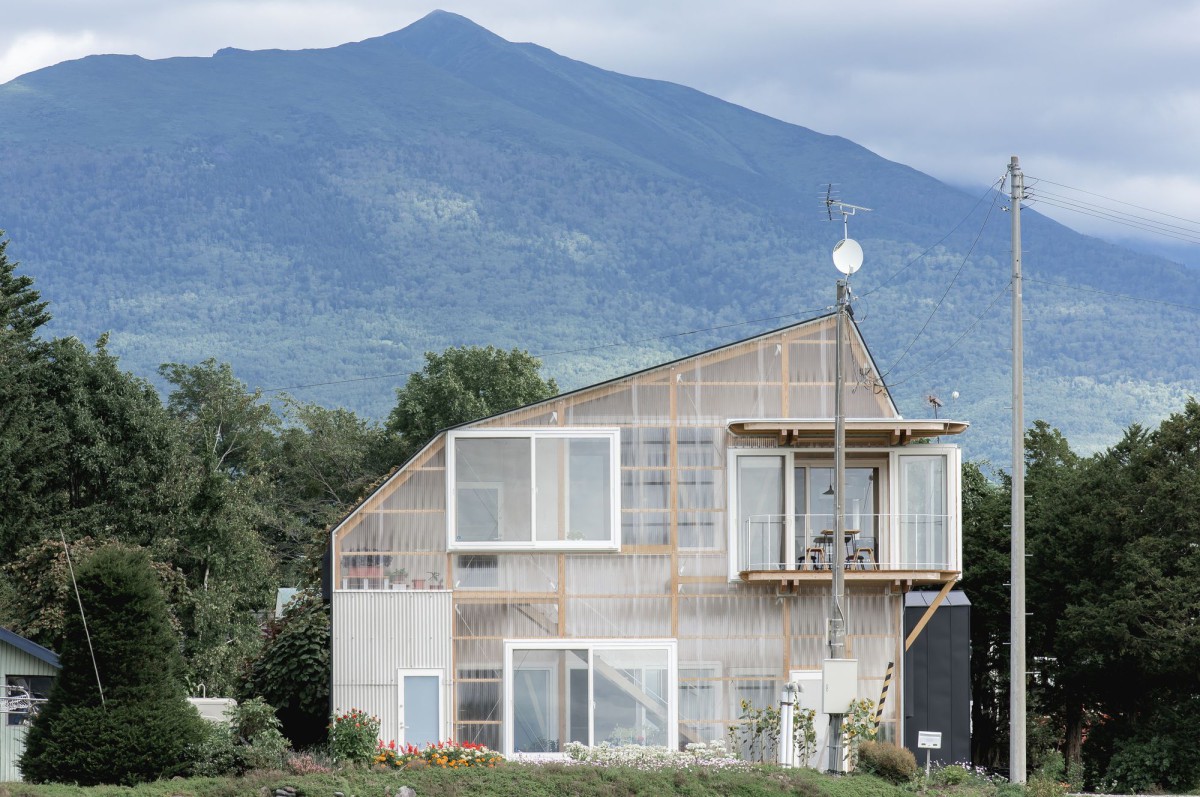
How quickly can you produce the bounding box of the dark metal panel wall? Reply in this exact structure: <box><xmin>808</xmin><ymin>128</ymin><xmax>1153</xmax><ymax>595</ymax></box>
<box><xmin>903</xmin><ymin>591</ymin><xmax>971</xmax><ymax>765</ymax></box>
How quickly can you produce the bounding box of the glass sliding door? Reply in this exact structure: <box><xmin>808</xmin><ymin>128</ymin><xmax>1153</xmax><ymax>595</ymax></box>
<box><xmin>511</xmin><ymin>648</ymin><xmax>588</xmax><ymax>752</ymax></box>
<box><xmin>798</xmin><ymin>466</ymin><xmax>877</xmax><ymax>568</ymax></box>
<box><xmin>505</xmin><ymin>641</ymin><xmax>677</xmax><ymax>755</ymax></box>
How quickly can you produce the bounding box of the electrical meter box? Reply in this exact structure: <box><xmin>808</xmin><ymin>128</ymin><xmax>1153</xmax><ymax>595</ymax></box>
<box><xmin>821</xmin><ymin>658</ymin><xmax>858</xmax><ymax>714</ymax></box>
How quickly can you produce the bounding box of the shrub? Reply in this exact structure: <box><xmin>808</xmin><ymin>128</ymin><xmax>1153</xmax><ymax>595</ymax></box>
<box><xmin>18</xmin><ymin>546</ymin><xmax>206</xmax><ymax>785</ymax></box>
<box><xmin>240</xmin><ymin>589</ymin><xmax>330</xmax><ymax>747</ymax></box>
<box><xmin>563</xmin><ymin>740</ymin><xmax>749</xmax><ymax>770</ymax></box>
<box><xmin>286</xmin><ymin>750</ymin><xmax>333</xmax><ymax>774</ymax></box>
<box><xmin>854</xmin><ymin>740</ymin><xmax>917</xmax><ymax>784</ymax></box>
<box><xmin>191</xmin><ymin>697</ymin><xmax>291</xmax><ymax>775</ymax></box>
<box><xmin>932</xmin><ymin>763</ymin><xmax>971</xmax><ymax>785</ymax></box>
<box><xmin>1026</xmin><ymin>775</ymin><xmax>1068</xmax><ymax>797</ymax></box>
<box><xmin>329</xmin><ymin>707</ymin><xmax>380</xmax><ymax>764</ymax></box>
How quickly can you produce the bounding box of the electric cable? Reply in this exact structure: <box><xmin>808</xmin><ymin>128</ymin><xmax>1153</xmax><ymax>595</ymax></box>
<box><xmin>1023</xmin><ymin>277</ymin><xmax>1200</xmax><ymax>314</ymax></box>
<box><xmin>857</xmin><ymin>174</ymin><xmax>1006</xmax><ymax>298</ymax></box>
<box><xmin>880</xmin><ymin>177</ymin><xmax>1006</xmax><ymax>378</ymax></box>
<box><xmin>881</xmin><ymin>281</ymin><xmax>1012</xmax><ymax>390</ymax></box>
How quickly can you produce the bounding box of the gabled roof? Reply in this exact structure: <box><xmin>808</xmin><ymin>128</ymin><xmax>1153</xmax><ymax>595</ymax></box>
<box><xmin>330</xmin><ymin>313</ymin><xmax>902</xmax><ymax>543</ymax></box>
<box><xmin>0</xmin><ymin>627</ymin><xmax>60</xmax><ymax>669</ymax></box>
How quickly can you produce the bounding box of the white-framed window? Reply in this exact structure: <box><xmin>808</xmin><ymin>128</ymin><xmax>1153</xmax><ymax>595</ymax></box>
<box><xmin>894</xmin><ymin>448</ymin><xmax>961</xmax><ymax>571</ymax></box>
<box><xmin>398</xmin><ymin>668</ymin><xmax>446</xmax><ymax>748</ymax></box>
<box><xmin>447</xmin><ymin>429</ymin><xmax>621</xmax><ymax>551</ymax></box>
<box><xmin>727</xmin><ymin>445</ymin><xmax>960</xmax><ymax>576</ymax></box>
<box><xmin>503</xmin><ymin>639</ymin><xmax>678</xmax><ymax>756</ymax></box>
<box><xmin>726</xmin><ymin>448</ymin><xmax>891</xmax><ymax>577</ymax></box>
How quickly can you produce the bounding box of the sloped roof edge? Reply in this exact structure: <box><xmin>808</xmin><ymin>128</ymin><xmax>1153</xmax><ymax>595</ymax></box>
<box><xmin>330</xmin><ymin>312</ymin><xmax>895</xmax><ymax>540</ymax></box>
<box><xmin>0</xmin><ymin>627</ymin><xmax>61</xmax><ymax>669</ymax></box>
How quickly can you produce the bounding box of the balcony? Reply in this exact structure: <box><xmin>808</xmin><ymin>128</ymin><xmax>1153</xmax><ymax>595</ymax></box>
<box><xmin>736</xmin><ymin>513</ymin><xmax>959</xmax><ymax>589</ymax></box>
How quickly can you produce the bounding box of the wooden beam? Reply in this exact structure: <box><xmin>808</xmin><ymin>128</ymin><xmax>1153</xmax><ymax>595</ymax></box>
<box><xmin>904</xmin><ymin>578</ymin><xmax>956</xmax><ymax>652</ymax></box>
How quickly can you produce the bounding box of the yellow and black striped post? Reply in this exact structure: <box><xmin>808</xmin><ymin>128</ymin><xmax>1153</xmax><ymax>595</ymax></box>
<box><xmin>874</xmin><ymin>661</ymin><xmax>894</xmax><ymax>725</ymax></box>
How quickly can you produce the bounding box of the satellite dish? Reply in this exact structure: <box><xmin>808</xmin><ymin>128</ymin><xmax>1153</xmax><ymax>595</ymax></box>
<box><xmin>832</xmin><ymin>238</ymin><xmax>863</xmax><ymax>275</ymax></box>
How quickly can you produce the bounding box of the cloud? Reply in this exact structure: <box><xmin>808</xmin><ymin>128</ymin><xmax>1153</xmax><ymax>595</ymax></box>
<box><xmin>0</xmin><ymin>30</ymin><xmax>104</xmax><ymax>83</ymax></box>
<box><xmin>2</xmin><ymin>0</ymin><xmax>1199</xmax><ymax>253</ymax></box>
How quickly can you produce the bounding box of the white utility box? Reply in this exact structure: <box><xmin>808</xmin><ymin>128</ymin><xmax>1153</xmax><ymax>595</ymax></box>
<box><xmin>821</xmin><ymin>658</ymin><xmax>858</xmax><ymax>714</ymax></box>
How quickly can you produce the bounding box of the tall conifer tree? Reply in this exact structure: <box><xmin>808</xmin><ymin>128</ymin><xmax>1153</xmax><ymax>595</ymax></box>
<box><xmin>20</xmin><ymin>545</ymin><xmax>205</xmax><ymax>785</ymax></box>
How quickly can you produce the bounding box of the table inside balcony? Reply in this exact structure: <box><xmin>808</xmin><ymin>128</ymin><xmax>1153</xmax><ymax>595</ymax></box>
<box><xmin>803</xmin><ymin>529</ymin><xmax>858</xmax><ymax>570</ymax></box>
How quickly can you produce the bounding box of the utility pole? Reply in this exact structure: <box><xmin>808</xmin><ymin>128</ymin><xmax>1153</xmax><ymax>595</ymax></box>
<box><xmin>1009</xmin><ymin>155</ymin><xmax>1026</xmax><ymax>784</ymax></box>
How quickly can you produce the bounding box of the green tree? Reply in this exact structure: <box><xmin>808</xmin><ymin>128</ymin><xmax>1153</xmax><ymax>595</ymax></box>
<box><xmin>19</xmin><ymin>545</ymin><xmax>206</xmax><ymax>785</ymax></box>
<box><xmin>0</xmin><ymin>334</ymin><xmax>181</xmax><ymax>565</ymax></box>
<box><xmin>2</xmin><ymin>537</ymin><xmax>187</xmax><ymax>654</ymax></box>
<box><xmin>959</xmin><ymin>459</ymin><xmax>1010</xmax><ymax>768</ymax></box>
<box><xmin>158</xmin><ymin>359</ymin><xmax>278</xmax><ymax>693</ymax></box>
<box><xmin>271</xmin><ymin>399</ymin><xmax>390</xmax><ymax>585</ymax></box>
<box><xmin>385</xmin><ymin>345</ymin><xmax>558</xmax><ymax>462</ymax></box>
<box><xmin>240</xmin><ymin>589</ymin><xmax>331</xmax><ymax>747</ymax></box>
<box><xmin>0</xmin><ymin>231</ymin><xmax>50</xmax><ymax>341</ymax></box>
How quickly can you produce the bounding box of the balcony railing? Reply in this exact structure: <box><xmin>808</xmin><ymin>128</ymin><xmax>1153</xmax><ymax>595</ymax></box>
<box><xmin>740</xmin><ymin>513</ymin><xmax>954</xmax><ymax>573</ymax></box>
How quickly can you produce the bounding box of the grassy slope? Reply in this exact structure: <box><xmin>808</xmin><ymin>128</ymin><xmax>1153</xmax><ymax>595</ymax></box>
<box><xmin>0</xmin><ymin>765</ymin><xmax>923</xmax><ymax>797</ymax></box>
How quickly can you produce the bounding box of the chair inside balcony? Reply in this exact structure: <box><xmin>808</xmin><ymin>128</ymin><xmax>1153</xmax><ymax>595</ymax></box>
<box><xmin>849</xmin><ymin>536</ymin><xmax>877</xmax><ymax>569</ymax></box>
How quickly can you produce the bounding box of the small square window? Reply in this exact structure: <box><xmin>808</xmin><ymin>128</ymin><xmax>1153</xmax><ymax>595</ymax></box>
<box><xmin>5</xmin><ymin>675</ymin><xmax>54</xmax><ymax>726</ymax></box>
<box><xmin>456</xmin><ymin>555</ymin><xmax>499</xmax><ymax>588</ymax></box>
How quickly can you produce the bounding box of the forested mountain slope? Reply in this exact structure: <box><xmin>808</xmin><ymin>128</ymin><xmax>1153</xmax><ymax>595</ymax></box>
<box><xmin>1</xmin><ymin>10</ymin><xmax>1195</xmax><ymax>461</ymax></box>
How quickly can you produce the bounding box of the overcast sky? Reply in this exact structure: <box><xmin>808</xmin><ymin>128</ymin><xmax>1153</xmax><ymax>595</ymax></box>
<box><xmin>5</xmin><ymin>0</ymin><xmax>1200</xmax><ymax>261</ymax></box>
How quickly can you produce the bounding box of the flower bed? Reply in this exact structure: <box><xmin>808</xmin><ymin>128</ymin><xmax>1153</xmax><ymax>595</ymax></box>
<box><xmin>560</xmin><ymin>740</ymin><xmax>752</xmax><ymax>771</ymax></box>
<box><xmin>374</xmin><ymin>739</ymin><xmax>505</xmax><ymax>769</ymax></box>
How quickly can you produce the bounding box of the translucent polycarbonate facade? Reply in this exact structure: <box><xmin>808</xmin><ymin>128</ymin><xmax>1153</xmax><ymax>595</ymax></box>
<box><xmin>332</xmin><ymin>317</ymin><xmax>958</xmax><ymax>754</ymax></box>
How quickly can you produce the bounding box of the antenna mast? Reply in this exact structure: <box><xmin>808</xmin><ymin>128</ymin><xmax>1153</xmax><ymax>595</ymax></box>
<box><xmin>825</xmin><ymin>191</ymin><xmax>869</xmax><ymax>773</ymax></box>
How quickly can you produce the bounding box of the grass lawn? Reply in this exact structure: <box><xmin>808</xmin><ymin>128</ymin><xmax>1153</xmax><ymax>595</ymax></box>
<box><xmin>0</xmin><ymin>764</ymin><xmax>1020</xmax><ymax>797</ymax></box>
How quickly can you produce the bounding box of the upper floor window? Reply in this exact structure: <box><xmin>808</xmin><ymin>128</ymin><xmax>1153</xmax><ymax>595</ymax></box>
<box><xmin>728</xmin><ymin>446</ymin><xmax>960</xmax><ymax>575</ymax></box>
<box><xmin>447</xmin><ymin>429</ymin><xmax>620</xmax><ymax>551</ymax></box>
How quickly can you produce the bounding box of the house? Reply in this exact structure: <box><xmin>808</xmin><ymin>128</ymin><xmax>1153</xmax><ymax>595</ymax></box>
<box><xmin>1</xmin><ymin>628</ymin><xmax>59</xmax><ymax>781</ymax></box>
<box><xmin>329</xmin><ymin>315</ymin><xmax>967</xmax><ymax>759</ymax></box>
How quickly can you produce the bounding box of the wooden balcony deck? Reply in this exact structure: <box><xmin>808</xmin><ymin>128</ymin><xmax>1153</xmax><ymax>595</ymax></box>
<box><xmin>739</xmin><ymin>567</ymin><xmax>959</xmax><ymax>591</ymax></box>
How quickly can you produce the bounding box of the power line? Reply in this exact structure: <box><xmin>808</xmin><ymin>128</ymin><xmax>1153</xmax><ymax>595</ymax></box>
<box><xmin>1026</xmin><ymin>176</ymin><xmax>1200</xmax><ymax>228</ymax></box>
<box><xmin>882</xmin><ymin>281</ymin><xmax>1011</xmax><ymax>390</ymax></box>
<box><xmin>880</xmin><ymin>178</ymin><xmax>1006</xmax><ymax>377</ymax></box>
<box><xmin>1026</xmin><ymin>195</ymin><xmax>1200</xmax><ymax>245</ymax></box>
<box><xmin>1027</xmin><ymin>187</ymin><xmax>1200</xmax><ymax>239</ymax></box>
<box><xmin>1024</xmin><ymin>277</ymin><xmax>1200</xmax><ymax>314</ymax></box>
<box><xmin>1024</xmin><ymin>175</ymin><xmax>1200</xmax><ymax>246</ymax></box>
<box><xmin>859</xmin><ymin>175</ymin><xmax>1006</xmax><ymax>298</ymax></box>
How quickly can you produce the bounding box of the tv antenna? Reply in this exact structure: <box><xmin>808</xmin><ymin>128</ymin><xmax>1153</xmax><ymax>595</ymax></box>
<box><xmin>823</xmin><ymin>184</ymin><xmax>872</xmax><ymax>240</ymax></box>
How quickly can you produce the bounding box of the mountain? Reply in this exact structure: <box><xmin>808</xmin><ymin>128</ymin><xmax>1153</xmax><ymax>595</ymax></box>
<box><xmin>1</xmin><ymin>10</ymin><xmax>1196</xmax><ymax>463</ymax></box>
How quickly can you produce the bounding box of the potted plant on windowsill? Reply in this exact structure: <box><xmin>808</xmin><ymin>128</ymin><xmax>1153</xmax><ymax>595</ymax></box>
<box><xmin>388</xmin><ymin>568</ymin><xmax>408</xmax><ymax>590</ymax></box>
<box><xmin>428</xmin><ymin>571</ymin><xmax>444</xmax><ymax>590</ymax></box>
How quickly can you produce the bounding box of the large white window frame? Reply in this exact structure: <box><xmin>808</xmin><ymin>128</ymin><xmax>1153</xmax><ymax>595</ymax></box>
<box><xmin>502</xmin><ymin>639</ymin><xmax>678</xmax><ymax>756</ymax></box>
<box><xmin>726</xmin><ymin>445</ymin><xmax>960</xmax><ymax>578</ymax></box>
<box><xmin>447</xmin><ymin>428</ymin><xmax>621</xmax><ymax>552</ymax></box>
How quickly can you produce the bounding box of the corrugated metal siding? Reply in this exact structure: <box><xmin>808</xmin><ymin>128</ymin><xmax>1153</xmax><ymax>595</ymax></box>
<box><xmin>332</xmin><ymin>591</ymin><xmax>453</xmax><ymax>744</ymax></box>
<box><xmin>1</xmin><ymin>642</ymin><xmax>59</xmax><ymax>782</ymax></box>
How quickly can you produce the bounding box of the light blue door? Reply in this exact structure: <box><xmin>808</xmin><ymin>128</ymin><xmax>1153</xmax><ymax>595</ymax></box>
<box><xmin>400</xmin><ymin>671</ymin><xmax>442</xmax><ymax>748</ymax></box>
